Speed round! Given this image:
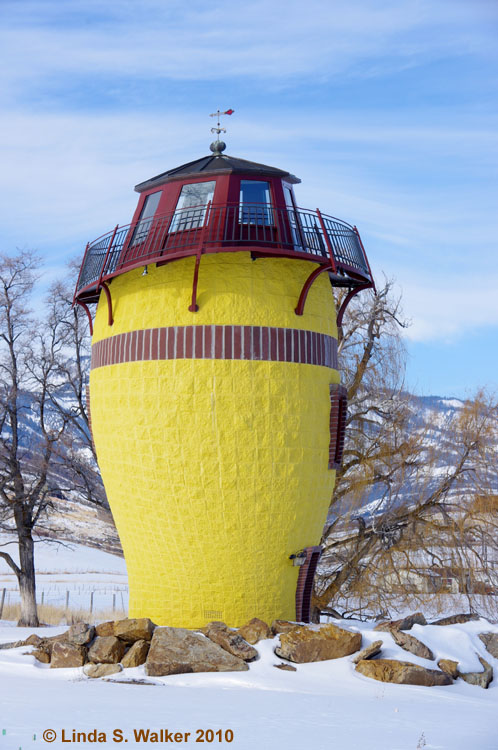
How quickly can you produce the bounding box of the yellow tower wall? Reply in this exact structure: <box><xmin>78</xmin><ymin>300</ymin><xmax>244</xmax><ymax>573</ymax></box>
<box><xmin>90</xmin><ymin>253</ymin><xmax>339</xmax><ymax>628</ymax></box>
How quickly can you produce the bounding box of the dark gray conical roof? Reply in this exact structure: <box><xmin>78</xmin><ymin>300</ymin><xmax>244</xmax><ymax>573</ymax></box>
<box><xmin>135</xmin><ymin>153</ymin><xmax>300</xmax><ymax>192</ymax></box>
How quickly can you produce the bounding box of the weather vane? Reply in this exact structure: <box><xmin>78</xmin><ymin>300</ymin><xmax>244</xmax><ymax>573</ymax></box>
<box><xmin>210</xmin><ymin>108</ymin><xmax>234</xmax><ymax>136</ymax></box>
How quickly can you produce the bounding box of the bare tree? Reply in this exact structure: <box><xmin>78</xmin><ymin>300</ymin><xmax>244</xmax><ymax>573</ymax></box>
<box><xmin>44</xmin><ymin>269</ymin><xmax>106</xmax><ymax>507</ymax></box>
<box><xmin>314</xmin><ymin>282</ymin><xmax>498</xmax><ymax>619</ymax></box>
<box><xmin>0</xmin><ymin>250</ymin><xmax>68</xmax><ymax>626</ymax></box>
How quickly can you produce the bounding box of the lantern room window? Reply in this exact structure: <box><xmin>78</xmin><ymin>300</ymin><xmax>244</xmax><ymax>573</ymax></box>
<box><xmin>131</xmin><ymin>190</ymin><xmax>162</xmax><ymax>245</ymax></box>
<box><xmin>170</xmin><ymin>181</ymin><xmax>216</xmax><ymax>231</ymax></box>
<box><xmin>239</xmin><ymin>180</ymin><xmax>273</xmax><ymax>225</ymax></box>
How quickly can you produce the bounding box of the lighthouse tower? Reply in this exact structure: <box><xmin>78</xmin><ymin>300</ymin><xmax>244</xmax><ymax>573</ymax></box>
<box><xmin>74</xmin><ymin>123</ymin><xmax>374</xmax><ymax>628</ymax></box>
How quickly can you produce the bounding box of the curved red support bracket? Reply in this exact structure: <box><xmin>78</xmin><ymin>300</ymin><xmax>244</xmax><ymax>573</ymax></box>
<box><xmin>99</xmin><ymin>281</ymin><xmax>114</xmax><ymax>326</ymax></box>
<box><xmin>336</xmin><ymin>284</ymin><xmax>372</xmax><ymax>328</ymax></box>
<box><xmin>295</xmin><ymin>265</ymin><xmax>331</xmax><ymax>316</ymax></box>
<box><xmin>75</xmin><ymin>300</ymin><xmax>94</xmax><ymax>336</ymax></box>
<box><xmin>188</xmin><ymin>253</ymin><xmax>201</xmax><ymax>313</ymax></box>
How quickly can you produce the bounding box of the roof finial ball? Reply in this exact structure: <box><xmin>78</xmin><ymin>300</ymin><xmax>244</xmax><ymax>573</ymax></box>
<box><xmin>209</xmin><ymin>108</ymin><xmax>234</xmax><ymax>154</ymax></box>
<box><xmin>210</xmin><ymin>139</ymin><xmax>226</xmax><ymax>155</ymax></box>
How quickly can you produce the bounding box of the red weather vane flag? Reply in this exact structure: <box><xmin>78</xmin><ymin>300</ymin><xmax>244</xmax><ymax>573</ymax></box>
<box><xmin>210</xmin><ymin>109</ymin><xmax>235</xmax><ymax>135</ymax></box>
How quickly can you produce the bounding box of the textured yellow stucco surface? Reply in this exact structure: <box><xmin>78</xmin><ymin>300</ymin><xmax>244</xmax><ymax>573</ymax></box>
<box><xmin>90</xmin><ymin>254</ymin><xmax>339</xmax><ymax>627</ymax></box>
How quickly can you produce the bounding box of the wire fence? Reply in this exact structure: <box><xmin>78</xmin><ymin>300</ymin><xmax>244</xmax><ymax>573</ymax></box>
<box><xmin>0</xmin><ymin>584</ymin><xmax>129</xmax><ymax>620</ymax></box>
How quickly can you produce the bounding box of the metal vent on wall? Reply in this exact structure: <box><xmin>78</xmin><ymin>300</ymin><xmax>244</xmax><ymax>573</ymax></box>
<box><xmin>204</xmin><ymin>610</ymin><xmax>223</xmax><ymax>620</ymax></box>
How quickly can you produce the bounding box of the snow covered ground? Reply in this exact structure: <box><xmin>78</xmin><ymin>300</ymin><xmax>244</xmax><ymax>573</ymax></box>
<box><xmin>1</xmin><ymin>618</ymin><xmax>497</xmax><ymax>750</ymax></box>
<box><xmin>1</xmin><ymin>535</ymin><xmax>498</xmax><ymax>749</ymax></box>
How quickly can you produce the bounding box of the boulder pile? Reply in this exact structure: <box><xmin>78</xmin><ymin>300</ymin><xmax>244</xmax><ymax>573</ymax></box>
<box><xmin>9</xmin><ymin>612</ymin><xmax>495</xmax><ymax>689</ymax></box>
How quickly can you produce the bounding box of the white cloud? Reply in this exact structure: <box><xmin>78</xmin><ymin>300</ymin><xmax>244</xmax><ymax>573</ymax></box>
<box><xmin>0</xmin><ymin>0</ymin><xmax>497</xmax><ymax>353</ymax></box>
<box><xmin>399</xmin><ymin>273</ymin><xmax>498</xmax><ymax>343</ymax></box>
<box><xmin>0</xmin><ymin>0</ymin><xmax>496</xmax><ymax>101</ymax></box>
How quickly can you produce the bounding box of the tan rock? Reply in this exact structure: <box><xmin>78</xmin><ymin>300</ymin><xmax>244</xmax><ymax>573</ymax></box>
<box><xmin>114</xmin><ymin>618</ymin><xmax>156</xmax><ymax>643</ymax></box>
<box><xmin>274</xmin><ymin>663</ymin><xmax>297</xmax><ymax>671</ymax></box>
<box><xmin>356</xmin><ymin>659</ymin><xmax>452</xmax><ymax>686</ymax></box>
<box><xmin>0</xmin><ymin>639</ymin><xmax>25</xmax><ymax>650</ymax></box>
<box><xmin>459</xmin><ymin>656</ymin><xmax>493</xmax><ymax>689</ymax></box>
<box><xmin>24</xmin><ymin>634</ymin><xmax>43</xmax><ymax>647</ymax></box>
<box><xmin>95</xmin><ymin>621</ymin><xmax>116</xmax><ymax>637</ymax></box>
<box><xmin>145</xmin><ymin>627</ymin><xmax>249</xmax><ymax>676</ymax></box>
<box><xmin>275</xmin><ymin>624</ymin><xmax>362</xmax><ymax>663</ymax></box>
<box><xmin>374</xmin><ymin>613</ymin><xmax>427</xmax><ymax>632</ymax></box>
<box><xmin>478</xmin><ymin>633</ymin><xmax>498</xmax><ymax>659</ymax></box>
<box><xmin>121</xmin><ymin>640</ymin><xmax>150</xmax><ymax>668</ymax></box>
<box><xmin>88</xmin><ymin>636</ymin><xmax>126</xmax><ymax>664</ymax></box>
<box><xmin>66</xmin><ymin>623</ymin><xmax>95</xmax><ymax>646</ymax></box>
<box><xmin>21</xmin><ymin>632</ymin><xmax>65</xmax><ymax>658</ymax></box>
<box><xmin>84</xmin><ymin>663</ymin><xmax>123</xmax><ymax>679</ymax></box>
<box><xmin>201</xmin><ymin>622</ymin><xmax>258</xmax><ymax>661</ymax></box>
<box><xmin>432</xmin><ymin>613</ymin><xmax>479</xmax><ymax>626</ymax></box>
<box><xmin>3</xmin><ymin>631</ymin><xmax>67</xmax><ymax>651</ymax></box>
<box><xmin>198</xmin><ymin>621</ymin><xmax>228</xmax><ymax>636</ymax></box>
<box><xmin>438</xmin><ymin>659</ymin><xmax>459</xmax><ymax>678</ymax></box>
<box><xmin>352</xmin><ymin>640</ymin><xmax>383</xmax><ymax>664</ymax></box>
<box><xmin>271</xmin><ymin>620</ymin><xmax>302</xmax><ymax>635</ymax></box>
<box><xmin>50</xmin><ymin>642</ymin><xmax>86</xmax><ymax>669</ymax></box>
<box><xmin>32</xmin><ymin>649</ymin><xmax>51</xmax><ymax>664</ymax></box>
<box><xmin>237</xmin><ymin>618</ymin><xmax>272</xmax><ymax>644</ymax></box>
<box><xmin>391</xmin><ymin>629</ymin><xmax>434</xmax><ymax>660</ymax></box>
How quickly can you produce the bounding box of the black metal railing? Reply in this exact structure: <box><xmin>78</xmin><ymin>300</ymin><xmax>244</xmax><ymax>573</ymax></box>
<box><xmin>75</xmin><ymin>202</ymin><xmax>372</xmax><ymax>299</ymax></box>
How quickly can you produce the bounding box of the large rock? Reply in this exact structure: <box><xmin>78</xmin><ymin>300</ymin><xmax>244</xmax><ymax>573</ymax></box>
<box><xmin>438</xmin><ymin>659</ymin><xmax>459</xmax><ymax>678</ymax></box>
<box><xmin>478</xmin><ymin>633</ymin><xmax>498</xmax><ymax>659</ymax></box>
<box><xmin>30</xmin><ymin>639</ymin><xmax>54</xmax><ymax>660</ymax></box>
<box><xmin>459</xmin><ymin>656</ymin><xmax>493</xmax><ymax>689</ymax></box>
<box><xmin>84</xmin><ymin>663</ymin><xmax>123</xmax><ymax>679</ymax></box>
<box><xmin>95</xmin><ymin>621</ymin><xmax>115</xmax><ymax>637</ymax></box>
<box><xmin>275</xmin><ymin>624</ymin><xmax>362</xmax><ymax>663</ymax></box>
<box><xmin>50</xmin><ymin>642</ymin><xmax>86</xmax><ymax>669</ymax></box>
<box><xmin>237</xmin><ymin>618</ymin><xmax>272</xmax><ymax>645</ymax></box>
<box><xmin>356</xmin><ymin>659</ymin><xmax>452</xmax><ymax>686</ymax></box>
<box><xmin>0</xmin><ymin>640</ymin><xmax>25</xmax><ymax>650</ymax></box>
<box><xmin>352</xmin><ymin>640</ymin><xmax>383</xmax><ymax>664</ymax></box>
<box><xmin>199</xmin><ymin>621</ymin><xmax>227</xmax><ymax>635</ymax></box>
<box><xmin>145</xmin><ymin>627</ymin><xmax>249</xmax><ymax>676</ymax></box>
<box><xmin>66</xmin><ymin>623</ymin><xmax>95</xmax><ymax>646</ymax></box>
<box><xmin>432</xmin><ymin>613</ymin><xmax>479</xmax><ymax>626</ymax></box>
<box><xmin>88</xmin><ymin>636</ymin><xmax>126</xmax><ymax>664</ymax></box>
<box><xmin>271</xmin><ymin>620</ymin><xmax>302</xmax><ymax>635</ymax></box>
<box><xmin>23</xmin><ymin>632</ymin><xmax>66</xmax><ymax>659</ymax></box>
<box><xmin>391</xmin><ymin>629</ymin><xmax>434</xmax><ymax>660</ymax></box>
<box><xmin>203</xmin><ymin>623</ymin><xmax>258</xmax><ymax>661</ymax></box>
<box><xmin>374</xmin><ymin>613</ymin><xmax>427</xmax><ymax>632</ymax></box>
<box><xmin>114</xmin><ymin>618</ymin><xmax>155</xmax><ymax>643</ymax></box>
<box><xmin>24</xmin><ymin>634</ymin><xmax>43</xmax><ymax>647</ymax></box>
<box><xmin>31</xmin><ymin>649</ymin><xmax>51</xmax><ymax>664</ymax></box>
<box><xmin>121</xmin><ymin>640</ymin><xmax>150</xmax><ymax>668</ymax></box>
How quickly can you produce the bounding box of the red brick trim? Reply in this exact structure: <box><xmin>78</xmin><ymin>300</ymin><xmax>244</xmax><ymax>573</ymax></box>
<box><xmin>91</xmin><ymin>326</ymin><xmax>338</xmax><ymax>370</ymax></box>
<box><xmin>295</xmin><ymin>546</ymin><xmax>322</xmax><ymax>623</ymax></box>
<box><xmin>85</xmin><ymin>384</ymin><xmax>95</xmax><ymax>451</ymax></box>
<box><xmin>329</xmin><ymin>384</ymin><xmax>348</xmax><ymax>470</ymax></box>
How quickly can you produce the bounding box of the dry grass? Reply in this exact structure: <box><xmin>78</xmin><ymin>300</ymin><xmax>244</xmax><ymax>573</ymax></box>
<box><xmin>1</xmin><ymin>603</ymin><xmax>127</xmax><ymax>625</ymax></box>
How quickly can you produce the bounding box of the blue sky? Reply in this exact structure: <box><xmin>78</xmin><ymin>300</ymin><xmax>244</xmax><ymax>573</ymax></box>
<box><xmin>1</xmin><ymin>0</ymin><xmax>497</xmax><ymax>397</ymax></box>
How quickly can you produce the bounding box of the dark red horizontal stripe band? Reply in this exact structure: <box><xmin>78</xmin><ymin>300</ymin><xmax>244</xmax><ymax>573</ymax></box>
<box><xmin>91</xmin><ymin>325</ymin><xmax>338</xmax><ymax>370</ymax></box>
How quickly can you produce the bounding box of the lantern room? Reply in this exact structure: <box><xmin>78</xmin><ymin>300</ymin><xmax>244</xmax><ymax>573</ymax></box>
<box><xmin>74</xmin><ymin>140</ymin><xmax>374</xmax><ymax>327</ymax></box>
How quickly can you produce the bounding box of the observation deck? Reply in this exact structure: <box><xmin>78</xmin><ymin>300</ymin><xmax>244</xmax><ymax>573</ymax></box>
<box><xmin>74</xmin><ymin>201</ymin><xmax>373</xmax><ymax>306</ymax></box>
